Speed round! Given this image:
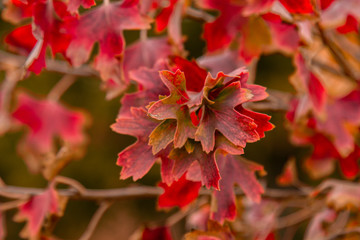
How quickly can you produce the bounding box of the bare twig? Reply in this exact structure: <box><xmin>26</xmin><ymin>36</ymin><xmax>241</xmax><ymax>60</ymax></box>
<box><xmin>276</xmin><ymin>200</ymin><xmax>324</xmax><ymax>229</ymax></box>
<box><xmin>316</xmin><ymin>24</ymin><xmax>358</xmax><ymax>82</ymax></box>
<box><xmin>79</xmin><ymin>201</ymin><xmax>113</xmax><ymax>240</ymax></box>
<box><xmin>0</xmin><ymin>184</ymin><xmax>308</xmax><ymax>201</ymax></box>
<box><xmin>47</xmin><ymin>75</ymin><xmax>76</xmax><ymax>102</ymax></box>
<box><xmin>54</xmin><ymin>176</ymin><xmax>87</xmax><ymax>195</ymax></box>
<box><xmin>0</xmin><ymin>199</ymin><xmax>27</xmax><ymax>211</ymax></box>
<box><xmin>325</xmin><ymin>227</ymin><xmax>360</xmax><ymax>240</ymax></box>
<box><xmin>245</xmin><ymin>89</ymin><xmax>293</xmax><ymax>112</ymax></box>
<box><xmin>186</xmin><ymin>7</ymin><xmax>215</xmax><ymax>22</ymax></box>
<box><xmin>0</xmin><ymin>50</ymin><xmax>97</xmax><ymax>77</ymax></box>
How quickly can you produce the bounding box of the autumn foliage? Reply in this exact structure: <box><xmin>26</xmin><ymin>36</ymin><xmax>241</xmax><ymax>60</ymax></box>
<box><xmin>0</xmin><ymin>0</ymin><xmax>360</xmax><ymax>239</ymax></box>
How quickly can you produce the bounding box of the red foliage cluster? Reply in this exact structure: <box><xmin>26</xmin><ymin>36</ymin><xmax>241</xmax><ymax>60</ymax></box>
<box><xmin>0</xmin><ymin>0</ymin><xmax>360</xmax><ymax>239</ymax></box>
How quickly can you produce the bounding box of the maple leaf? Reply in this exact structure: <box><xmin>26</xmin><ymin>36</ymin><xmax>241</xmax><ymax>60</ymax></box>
<box><xmin>142</xmin><ymin>226</ymin><xmax>173</xmax><ymax>240</ymax></box>
<box><xmin>158</xmin><ymin>174</ymin><xmax>202</xmax><ymax>209</ymax></box>
<box><xmin>111</xmin><ymin>107</ymin><xmax>162</xmax><ymax>180</ymax></box>
<box><xmin>67</xmin><ymin>0</ymin><xmax>96</xmax><ymax>14</ymax></box>
<box><xmin>66</xmin><ymin>0</ymin><xmax>151</xmax><ymax>83</ymax></box>
<box><xmin>211</xmin><ymin>153</ymin><xmax>264</xmax><ymax>223</ymax></box>
<box><xmin>12</xmin><ymin>93</ymin><xmax>86</xmax><ymax>154</ymax></box>
<box><xmin>15</xmin><ymin>184</ymin><xmax>59</xmax><ymax>239</ymax></box>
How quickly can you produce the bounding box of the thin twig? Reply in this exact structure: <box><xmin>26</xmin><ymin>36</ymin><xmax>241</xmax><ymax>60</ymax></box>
<box><xmin>325</xmin><ymin>227</ymin><xmax>360</xmax><ymax>240</ymax></box>
<box><xmin>0</xmin><ymin>50</ymin><xmax>97</xmax><ymax>77</ymax></box>
<box><xmin>276</xmin><ymin>200</ymin><xmax>324</xmax><ymax>229</ymax></box>
<box><xmin>186</xmin><ymin>7</ymin><xmax>215</xmax><ymax>22</ymax></box>
<box><xmin>47</xmin><ymin>75</ymin><xmax>76</xmax><ymax>102</ymax></box>
<box><xmin>316</xmin><ymin>24</ymin><xmax>358</xmax><ymax>82</ymax></box>
<box><xmin>79</xmin><ymin>201</ymin><xmax>113</xmax><ymax>240</ymax></box>
<box><xmin>0</xmin><ymin>199</ymin><xmax>27</xmax><ymax>211</ymax></box>
<box><xmin>0</xmin><ymin>185</ymin><xmax>308</xmax><ymax>201</ymax></box>
<box><xmin>54</xmin><ymin>176</ymin><xmax>87</xmax><ymax>195</ymax></box>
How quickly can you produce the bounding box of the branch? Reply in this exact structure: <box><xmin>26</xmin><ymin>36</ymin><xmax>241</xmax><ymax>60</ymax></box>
<box><xmin>325</xmin><ymin>228</ymin><xmax>360</xmax><ymax>240</ymax></box>
<box><xmin>0</xmin><ymin>185</ymin><xmax>308</xmax><ymax>201</ymax></box>
<box><xmin>0</xmin><ymin>50</ymin><xmax>97</xmax><ymax>77</ymax></box>
<box><xmin>78</xmin><ymin>201</ymin><xmax>113</xmax><ymax>240</ymax></box>
<box><xmin>246</xmin><ymin>89</ymin><xmax>293</xmax><ymax>112</ymax></box>
<box><xmin>316</xmin><ymin>24</ymin><xmax>358</xmax><ymax>82</ymax></box>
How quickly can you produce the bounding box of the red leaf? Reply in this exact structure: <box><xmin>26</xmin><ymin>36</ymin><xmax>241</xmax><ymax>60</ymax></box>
<box><xmin>195</xmin><ymin>78</ymin><xmax>259</xmax><ymax>153</ymax></box>
<box><xmin>316</xmin><ymin>89</ymin><xmax>360</xmax><ymax>157</ymax></box>
<box><xmin>290</xmin><ymin>53</ymin><xmax>327</xmax><ymax>117</ymax></box>
<box><xmin>120</xmin><ymin>61</ymin><xmax>170</xmax><ymax>117</ymax></box>
<box><xmin>336</xmin><ymin>15</ymin><xmax>359</xmax><ymax>34</ymax></box>
<box><xmin>202</xmin><ymin>2</ymin><xmax>244</xmax><ymax>52</ymax></box>
<box><xmin>211</xmin><ymin>153</ymin><xmax>264</xmax><ymax>223</ymax></box>
<box><xmin>12</xmin><ymin>93</ymin><xmax>86</xmax><ymax>154</ymax></box>
<box><xmin>171</xmin><ymin>56</ymin><xmax>208</xmax><ymax>92</ymax></box>
<box><xmin>198</xmin><ymin>50</ymin><xmax>245</xmax><ymax>76</ymax></box>
<box><xmin>320</xmin><ymin>0</ymin><xmax>334</xmax><ymax>10</ymax></box>
<box><xmin>67</xmin><ymin>0</ymin><xmax>96</xmax><ymax>14</ymax></box>
<box><xmin>123</xmin><ymin>37</ymin><xmax>172</xmax><ymax>82</ymax></box>
<box><xmin>169</xmin><ymin>145</ymin><xmax>221</xmax><ymax>189</ymax></box>
<box><xmin>262</xmin><ymin>13</ymin><xmax>300</xmax><ymax>55</ymax></box>
<box><xmin>5</xmin><ymin>24</ymin><xmax>36</xmax><ymax>54</ymax></box>
<box><xmin>142</xmin><ymin>226</ymin><xmax>173</xmax><ymax>240</ymax></box>
<box><xmin>277</xmin><ymin>158</ymin><xmax>297</xmax><ymax>186</ymax></box>
<box><xmin>16</xmin><ymin>184</ymin><xmax>58</xmax><ymax>238</ymax></box>
<box><xmin>278</xmin><ymin>0</ymin><xmax>313</xmax><ymax>14</ymax></box>
<box><xmin>148</xmin><ymin>70</ymin><xmax>196</xmax><ymax>150</ymax></box>
<box><xmin>155</xmin><ymin>0</ymin><xmax>178</xmax><ymax>32</ymax></box>
<box><xmin>66</xmin><ymin>0</ymin><xmax>151</xmax><ymax>82</ymax></box>
<box><xmin>158</xmin><ymin>174</ymin><xmax>201</xmax><ymax>208</ymax></box>
<box><xmin>111</xmin><ymin>108</ymin><xmax>160</xmax><ymax>180</ymax></box>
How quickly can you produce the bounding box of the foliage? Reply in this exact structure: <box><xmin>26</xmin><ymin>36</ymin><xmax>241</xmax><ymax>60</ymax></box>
<box><xmin>0</xmin><ymin>0</ymin><xmax>360</xmax><ymax>239</ymax></box>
